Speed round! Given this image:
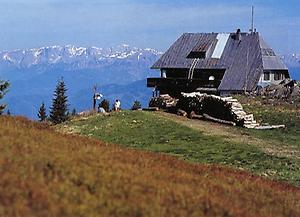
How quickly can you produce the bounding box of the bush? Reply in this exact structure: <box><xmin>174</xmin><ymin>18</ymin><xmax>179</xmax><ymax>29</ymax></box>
<box><xmin>131</xmin><ymin>100</ymin><xmax>141</xmax><ymax>110</ymax></box>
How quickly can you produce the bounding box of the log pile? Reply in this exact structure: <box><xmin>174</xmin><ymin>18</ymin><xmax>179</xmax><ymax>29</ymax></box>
<box><xmin>149</xmin><ymin>94</ymin><xmax>178</xmax><ymax>109</ymax></box>
<box><xmin>147</xmin><ymin>92</ymin><xmax>285</xmax><ymax>129</ymax></box>
<box><xmin>178</xmin><ymin>92</ymin><xmax>259</xmax><ymax>128</ymax></box>
<box><xmin>160</xmin><ymin>94</ymin><xmax>178</xmax><ymax>108</ymax></box>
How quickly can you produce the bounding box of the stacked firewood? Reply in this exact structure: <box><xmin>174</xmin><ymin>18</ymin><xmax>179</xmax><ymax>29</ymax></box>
<box><xmin>149</xmin><ymin>94</ymin><xmax>178</xmax><ymax>109</ymax></box>
<box><xmin>178</xmin><ymin>92</ymin><xmax>259</xmax><ymax>128</ymax></box>
<box><xmin>147</xmin><ymin>92</ymin><xmax>284</xmax><ymax>129</ymax></box>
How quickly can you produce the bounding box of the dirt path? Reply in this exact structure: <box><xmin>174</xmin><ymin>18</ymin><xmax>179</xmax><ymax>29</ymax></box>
<box><xmin>156</xmin><ymin>112</ymin><xmax>300</xmax><ymax>159</ymax></box>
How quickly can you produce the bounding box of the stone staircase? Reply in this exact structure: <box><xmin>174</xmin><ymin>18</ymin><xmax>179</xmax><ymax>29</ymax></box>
<box><xmin>222</xmin><ymin>97</ymin><xmax>259</xmax><ymax>129</ymax></box>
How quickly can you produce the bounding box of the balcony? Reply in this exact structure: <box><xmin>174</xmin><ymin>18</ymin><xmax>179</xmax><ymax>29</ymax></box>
<box><xmin>147</xmin><ymin>77</ymin><xmax>221</xmax><ymax>89</ymax></box>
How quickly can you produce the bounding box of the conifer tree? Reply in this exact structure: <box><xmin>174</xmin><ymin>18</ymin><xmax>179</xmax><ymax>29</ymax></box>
<box><xmin>49</xmin><ymin>78</ymin><xmax>69</xmax><ymax>124</ymax></box>
<box><xmin>0</xmin><ymin>79</ymin><xmax>9</xmax><ymax>115</ymax></box>
<box><xmin>38</xmin><ymin>102</ymin><xmax>47</xmax><ymax>122</ymax></box>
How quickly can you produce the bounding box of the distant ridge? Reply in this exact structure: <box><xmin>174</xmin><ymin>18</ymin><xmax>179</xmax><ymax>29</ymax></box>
<box><xmin>0</xmin><ymin>44</ymin><xmax>162</xmax><ymax>69</ymax></box>
<box><xmin>281</xmin><ymin>54</ymin><xmax>300</xmax><ymax>80</ymax></box>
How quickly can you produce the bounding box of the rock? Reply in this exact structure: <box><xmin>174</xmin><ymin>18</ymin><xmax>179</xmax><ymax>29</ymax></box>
<box><xmin>290</xmin><ymin>86</ymin><xmax>300</xmax><ymax>98</ymax></box>
<box><xmin>177</xmin><ymin>109</ymin><xmax>187</xmax><ymax>117</ymax></box>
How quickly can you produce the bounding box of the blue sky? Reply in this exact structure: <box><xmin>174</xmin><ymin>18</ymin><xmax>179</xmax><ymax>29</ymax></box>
<box><xmin>0</xmin><ymin>0</ymin><xmax>299</xmax><ymax>54</ymax></box>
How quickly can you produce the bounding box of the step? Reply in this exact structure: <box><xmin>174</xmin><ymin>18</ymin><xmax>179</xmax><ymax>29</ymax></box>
<box><xmin>244</xmin><ymin>123</ymin><xmax>260</xmax><ymax>129</ymax></box>
<box><xmin>254</xmin><ymin>125</ymin><xmax>285</xmax><ymax>130</ymax></box>
<box><xmin>232</xmin><ymin>112</ymin><xmax>247</xmax><ymax>117</ymax></box>
<box><xmin>221</xmin><ymin>97</ymin><xmax>233</xmax><ymax>100</ymax></box>
<box><xmin>243</xmin><ymin>114</ymin><xmax>254</xmax><ymax>121</ymax></box>
<box><xmin>231</xmin><ymin>109</ymin><xmax>245</xmax><ymax>114</ymax></box>
<box><xmin>244</xmin><ymin>120</ymin><xmax>257</xmax><ymax>124</ymax></box>
<box><xmin>230</xmin><ymin>106</ymin><xmax>243</xmax><ymax>110</ymax></box>
<box><xmin>230</xmin><ymin>102</ymin><xmax>243</xmax><ymax>107</ymax></box>
<box><xmin>226</xmin><ymin>99</ymin><xmax>238</xmax><ymax>102</ymax></box>
<box><xmin>231</xmin><ymin>108</ymin><xmax>244</xmax><ymax>111</ymax></box>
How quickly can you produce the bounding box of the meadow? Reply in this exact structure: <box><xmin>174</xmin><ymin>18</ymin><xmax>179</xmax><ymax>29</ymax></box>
<box><xmin>237</xmin><ymin>96</ymin><xmax>300</xmax><ymax>149</ymax></box>
<box><xmin>59</xmin><ymin>98</ymin><xmax>300</xmax><ymax>186</ymax></box>
<box><xmin>1</xmin><ymin>115</ymin><xmax>300</xmax><ymax>217</ymax></box>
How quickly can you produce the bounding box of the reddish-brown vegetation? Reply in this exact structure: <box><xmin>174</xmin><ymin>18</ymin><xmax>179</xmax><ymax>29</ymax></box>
<box><xmin>0</xmin><ymin>116</ymin><xmax>299</xmax><ymax>217</ymax></box>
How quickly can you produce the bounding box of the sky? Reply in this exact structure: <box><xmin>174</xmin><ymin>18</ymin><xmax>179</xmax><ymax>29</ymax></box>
<box><xmin>0</xmin><ymin>0</ymin><xmax>299</xmax><ymax>54</ymax></box>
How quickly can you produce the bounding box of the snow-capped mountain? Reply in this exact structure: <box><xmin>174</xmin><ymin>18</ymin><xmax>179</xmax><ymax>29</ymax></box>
<box><xmin>281</xmin><ymin>54</ymin><xmax>300</xmax><ymax>80</ymax></box>
<box><xmin>281</xmin><ymin>54</ymin><xmax>300</xmax><ymax>67</ymax></box>
<box><xmin>0</xmin><ymin>44</ymin><xmax>162</xmax><ymax>119</ymax></box>
<box><xmin>0</xmin><ymin>44</ymin><xmax>161</xmax><ymax>70</ymax></box>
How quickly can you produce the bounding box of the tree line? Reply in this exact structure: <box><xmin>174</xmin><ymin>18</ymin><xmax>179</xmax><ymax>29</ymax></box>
<box><xmin>1</xmin><ymin>77</ymin><xmax>142</xmax><ymax>124</ymax></box>
<box><xmin>0</xmin><ymin>77</ymin><xmax>70</xmax><ymax>124</ymax></box>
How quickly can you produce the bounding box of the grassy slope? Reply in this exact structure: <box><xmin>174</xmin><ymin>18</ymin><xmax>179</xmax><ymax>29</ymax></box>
<box><xmin>236</xmin><ymin>96</ymin><xmax>300</xmax><ymax>149</ymax></box>
<box><xmin>60</xmin><ymin>109</ymin><xmax>300</xmax><ymax>186</ymax></box>
<box><xmin>1</xmin><ymin>116</ymin><xmax>300</xmax><ymax>217</ymax></box>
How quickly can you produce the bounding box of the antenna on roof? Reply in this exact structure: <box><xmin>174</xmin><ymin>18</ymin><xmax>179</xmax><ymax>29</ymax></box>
<box><xmin>250</xmin><ymin>6</ymin><xmax>254</xmax><ymax>34</ymax></box>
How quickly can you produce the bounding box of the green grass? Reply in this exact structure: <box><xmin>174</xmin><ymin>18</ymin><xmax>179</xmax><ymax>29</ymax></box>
<box><xmin>61</xmin><ymin>111</ymin><xmax>300</xmax><ymax>185</ymax></box>
<box><xmin>242</xmin><ymin>104</ymin><xmax>300</xmax><ymax>149</ymax></box>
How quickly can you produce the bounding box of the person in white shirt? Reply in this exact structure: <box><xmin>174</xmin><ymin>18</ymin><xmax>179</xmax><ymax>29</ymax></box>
<box><xmin>114</xmin><ymin>99</ymin><xmax>121</xmax><ymax>111</ymax></box>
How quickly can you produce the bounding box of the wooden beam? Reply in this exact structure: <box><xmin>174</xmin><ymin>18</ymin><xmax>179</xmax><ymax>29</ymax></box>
<box><xmin>203</xmin><ymin>113</ymin><xmax>236</xmax><ymax>126</ymax></box>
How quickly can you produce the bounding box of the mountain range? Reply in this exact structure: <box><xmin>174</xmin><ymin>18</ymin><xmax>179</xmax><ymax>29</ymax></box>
<box><xmin>0</xmin><ymin>44</ymin><xmax>162</xmax><ymax>118</ymax></box>
<box><xmin>0</xmin><ymin>44</ymin><xmax>299</xmax><ymax>119</ymax></box>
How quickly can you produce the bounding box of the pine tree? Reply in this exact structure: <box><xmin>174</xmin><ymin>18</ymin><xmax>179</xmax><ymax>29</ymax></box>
<box><xmin>6</xmin><ymin>110</ymin><xmax>11</xmax><ymax>116</ymax></box>
<box><xmin>0</xmin><ymin>79</ymin><xmax>9</xmax><ymax>115</ymax></box>
<box><xmin>38</xmin><ymin>102</ymin><xmax>47</xmax><ymax>122</ymax></box>
<box><xmin>49</xmin><ymin>78</ymin><xmax>69</xmax><ymax>124</ymax></box>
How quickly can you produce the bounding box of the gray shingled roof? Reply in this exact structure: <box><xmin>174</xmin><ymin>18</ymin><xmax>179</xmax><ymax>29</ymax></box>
<box><xmin>259</xmin><ymin>36</ymin><xmax>288</xmax><ymax>70</ymax></box>
<box><xmin>151</xmin><ymin>32</ymin><xmax>288</xmax><ymax>91</ymax></box>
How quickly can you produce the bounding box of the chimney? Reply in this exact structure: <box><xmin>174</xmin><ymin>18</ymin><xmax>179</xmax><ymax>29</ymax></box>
<box><xmin>235</xmin><ymin>29</ymin><xmax>242</xmax><ymax>41</ymax></box>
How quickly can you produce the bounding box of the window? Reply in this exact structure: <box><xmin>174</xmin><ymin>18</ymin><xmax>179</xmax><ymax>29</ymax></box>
<box><xmin>274</xmin><ymin>73</ymin><xmax>281</xmax><ymax>81</ymax></box>
<box><xmin>264</xmin><ymin>72</ymin><xmax>270</xmax><ymax>81</ymax></box>
<box><xmin>161</xmin><ymin>70</ymin><xmax>167</xmax><ymax>78</ymax></box>
<box><xmin>261</xmin><ymin>48</ymin><xmax>276</xmax><ymax>56</ymax></box>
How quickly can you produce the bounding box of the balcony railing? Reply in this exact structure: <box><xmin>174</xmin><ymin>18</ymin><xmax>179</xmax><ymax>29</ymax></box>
<box><xmin>147</xmin><ymin>77</ymin><xmax>221</xmax><ymax>89</ymax></box>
